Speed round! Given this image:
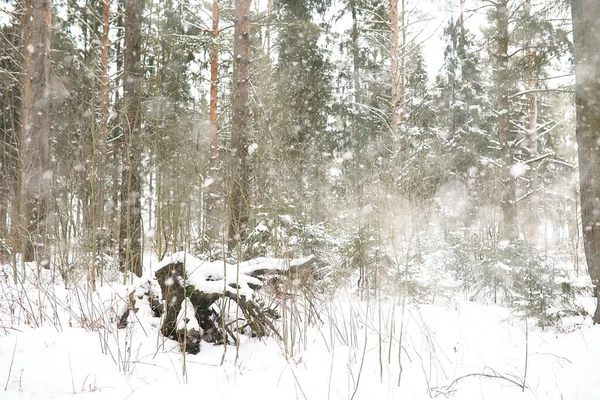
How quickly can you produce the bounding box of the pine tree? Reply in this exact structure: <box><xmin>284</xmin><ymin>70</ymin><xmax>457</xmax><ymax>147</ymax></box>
<box><xmin>21</xmin><ymin>0</ymin><xmax>53</xmax><ymax>263</ymax></box>
<box><xmin>572</xmin><ymin>0</ymin><xmax>600</xmax><ymax>323</ymax></box>
<box><xmin>333</xmin><ymin>0</ymin><xmax>389</xmax><ymax>205</ymax></box>
<box><xmin>206</xmin><ymin>0</ymin><xmax>220</xmax><ymax>249</ymax></box>
<box><xmin>119</xmin><ymin>0</ymin><xmax>144</xmax><ymax>277</ymax></box>
<box><xmin>266</xmin><ymin>0</ymin><xmax>332</xmax><ymax>219</ymax></box>
<box><xmin>228</xmin><ymin>0</ymin><xmax>252</xmax><ymax>251</ymax></box>
<box><xmin>437</xmin><ymin>14</ymin><xmax>491</xmax><ymax>175</ymax></box>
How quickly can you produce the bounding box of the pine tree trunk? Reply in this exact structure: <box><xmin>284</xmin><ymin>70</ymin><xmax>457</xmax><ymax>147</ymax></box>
<box><xmin>350</xmin><ymin>0</ymin><xmax>360</xmax><ymax>107</ymax></box>
<box><xmin>228</xmin><ymin>0</ymin><xmax>251</xmax><ymax>252</ymax></box>
<box><xmin>109</xmin><ymin>0</ymin><xmax>124</xmax><ymax>250</ymax></box>
<box><xmin>572</xmin><ymin>0</ymin><xmax>600</xmax><ymax>323</ymax></box>
<box><xmin>21</xmin><ymin>0</ymin><xmax>52</xmax><ymax>264</ymax></box>
<box><xmin>524</xmin><ymin>0</ymin><xmax>538</xmax><ymax>156</ymax></box>
<box><xmin>495</xmin><ymin>0</ymin><xmax>518</xmax><ymax>241</ymax></box>
<box><xmin>91</xmin><ymin>0</ymin><xmax>111</xmax><ymax>290</ymax></box>
<box><xmin>460</xmin><ymin>0</ymin><xmax>465</xmax><ymax>81</ymax></box>
<box><xmin>524</xmin><ymin>0</ymin><xmax>539</xmax><ymax>242</ymax></box>
<box><xmin>350</xmin><ymin>0</ymin><xmax>364</xmax><ymax>204</ymax></box>
<box><xmin>206</xmin><ymin>0</ymin><xmax>219</xmax><ymax>249</ymax></box>
<box><xmin>97</xmin><ymin>0</ymin><xmax>110</xmax><ymax>238</ymax></box>
<box><xmin>400</xmin><ymin>0</ymin><xmax>406</xmax><ymax>122</ymax></box>
<box><xmin>525</xmin><ymin>4</ymin><xmax>537</xmax><ymax>157</ymax></box>
<box><xmin>390</xmin><ymin>0</ymin><xmax>399</xmax><ymax>133</ymax></box>
<box><xmin>119</xmin><ymin>0</ymin><xmax>143</xmax><ymax>277</ymax></box>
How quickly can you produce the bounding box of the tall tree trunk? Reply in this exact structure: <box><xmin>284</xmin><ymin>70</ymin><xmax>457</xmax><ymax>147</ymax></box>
<box><xmin>98</xmin><ymin>0</ymin><xmax>110</xmax><ymax>236</ymax></box>
<box><xmin>459</xmin><ymin>0</ymin><xmax>467</xmax><ymax>82</ymax></box>
<box><xmin>206</xmin><ymin>0</ymin><xmax>219</xmax><ymax>249</ymax></box>
<box><xmin>523</xmin><ymin>0</ymin><xmax>539</xmax><ymax>242</ymax></box>
<box><xmin>400</xmin><ymin>0</ymin><xmax>406</xmax><ymax>122</ymax></box>
<box><xmin>228</xmin><ymin>0</ymin><xmax>251</xmax><ymax>252</ymax></box>
<box><xmin>91</xmin><ymin>0</ymin><xmax>111</xmax><ymax>290</ymax></box>
<box><xmin>109</xmin><ymin>0</ymin><xmax>124</xmax><ymax>250</ymax></box>
<box><xmin>525</xmin><ymin>0</ymin><xmax>537</xmax><ymax>156</ymax></box>
<box><xmin>572</xmin><ymin>0</ymin><xmax>600</xmax><ymax>323</ymax></box>
<box><xmin>350</xmin><ymin>0</ymin><xmax>364</xmax><ymax>205</ymax></box>
<box><xmin>450</xmin><ymin>19</ymin><xmax>458</xmax><ymax>136</ymax></box>
<box><xmin>390</xmin><ymin>0</ymin><xmax>399</xmax><ymax>133</ymax></box>
<box><xmin>460</xmin><ymin>0</ymin><xmax>465</xmax><ymax>62</ymax></box>
<box><xmin>495</xmin><ymin>0</ymin><xmax>518</xmax><ymax>241</ymax></box>
<box><xmin>119</xmin><ymin>0</ymin><xmax>143</xmax><ymax>277</ymax></box>
<box><xmin>350</xmin><ymin>0</ymin><xmax>360</xmax><ymax>107</ymax></box>
<box><xmin>457</xmin><ymin>0</ymin><xmax>466</xmax><ymax>130</ymax></box>
<box><xmin>21</xmin><ymin>0</ymin><xmax>52</xmax><ymax>264</ymax></box>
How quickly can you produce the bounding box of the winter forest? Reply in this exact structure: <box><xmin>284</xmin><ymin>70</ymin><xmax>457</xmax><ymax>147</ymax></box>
<box><xmin>1</xmin><ymin>0</ymin><xmax>600</xmax><ymax>398</ymax></box>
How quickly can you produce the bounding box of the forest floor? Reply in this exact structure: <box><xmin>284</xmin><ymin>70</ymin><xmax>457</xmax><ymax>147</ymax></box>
<box><xmin>0</xmin><ymin>255</ymin><xmax>599</xmax><ymax>400</ymax></box>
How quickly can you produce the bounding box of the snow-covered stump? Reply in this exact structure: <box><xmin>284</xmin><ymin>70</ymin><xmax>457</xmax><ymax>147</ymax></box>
<box><xmin>154</xmin><ymin>252</ymin><xmax>318</xmax><ymax>353</ymax></box>
<box><xmin>155</xmin><ymin>262</ymin><xmax>208</xmax><ymax>354</ymax></box>
<box><xmin>154</xmin><ymin>261</ymin><xmax>187</xmax><ymax>336</ymax></box>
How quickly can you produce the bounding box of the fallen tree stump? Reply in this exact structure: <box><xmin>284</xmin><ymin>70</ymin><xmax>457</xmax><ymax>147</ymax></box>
<box><xmin>154</xmin><ymin>252</ymin><xmax>318</xmax><ymax>353</ymax></box>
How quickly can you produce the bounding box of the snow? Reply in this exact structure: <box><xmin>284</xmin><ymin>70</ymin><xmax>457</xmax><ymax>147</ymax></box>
<box><xmin>248</xmin><ymin>143</ymin><xmax>259</xmax><ymax>154</ymax></box>
<box><xmin>156</xmin><ymin>251</ymin><xmax>314</xmax><ymax>298</ymax></box>
<box><xmin>510</xmin><ymin>162</ymin><xmax>529</xmax><ymax>178</ymax></box>
<box><xmin>2</xmin><ymin>257</ymin><xmax>600</xmax><ymax>400</ymax></box>
<box><xmin>177</xmin><ymin>298</ymin><xmax>201</xmax><ymax>332</ymax></box>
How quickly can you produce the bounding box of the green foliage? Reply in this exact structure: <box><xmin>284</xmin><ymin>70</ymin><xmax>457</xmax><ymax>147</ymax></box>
<box><xmin>392</xmin><ymin>45</ymin><xmax>449</xmax><ymax>202</ymax></box>
<box><xmin>510</xmin><ymin>245</ymin><xmax>588</xmax><ymax>327</ymax></box>
<box><xmin>274</xmin><ymin>0</ymin><xmax>331</xmax><ymax>19</ymax></box>
<box><xmin>255</xmin><ymin>6</ymin><xmax>335</xmax><ymax>226</ymax></box>
<box><xmin>405</xmin><ymin>47</ymin><xmax>436</xmax><ymax>130</ymax></box>
<box><xmin>242</xmin><ymin>216</ymin><xmax>333</xmax><ymax>260</ymax></box>
<box><xmin>450</xmin><ymin>239</ymin><xmax>587</xmax><ymax>327</ymax></box>
<box><xmin>339</xmin><ymin>226</ymin><xmax>390</xmax><ymax>296</ymax></box>
<box><xmin>272</xmin><ymin>15</ymin><xmax>332</xmax><ymax>152</ymax></box>
<box><xmin>436</xmin><ymin>18</ymin><xmax>493</xmax><ymax>176</ymax></box>
<box><xmin>336</xmin><ymin>226</ymin><xmax>450</xmax><ymax>302</ymax></box>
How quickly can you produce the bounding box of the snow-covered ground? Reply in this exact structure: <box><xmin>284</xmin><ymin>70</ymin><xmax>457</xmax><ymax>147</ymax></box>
<box><xmin>1</xmin><ymin>256</ymin><xmax>599</xmax><ymax>400</ymax></box>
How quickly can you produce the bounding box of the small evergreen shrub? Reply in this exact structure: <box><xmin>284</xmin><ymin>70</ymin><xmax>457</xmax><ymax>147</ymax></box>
<box><xmin>450</xmin><ymin>238</ymin><xmax>588</xmax><ymax>326</ymax></box>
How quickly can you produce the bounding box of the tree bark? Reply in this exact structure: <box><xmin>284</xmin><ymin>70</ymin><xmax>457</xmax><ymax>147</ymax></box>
<box><xmin>350</xmin><ymin>0</ymin><xmax>360</xmax><ymax>107</ymax></box>
<box><xmin>90</xmin><ymin>0</ymin><xmax>111</xmax><ymax>290</ymax></box>
<box><xmin>206</xmin><ymin>0</ymin><xmax>219</xmax><ymax>248</ymax></box>
<box><xmin>228</xmin><ymin>0</ymin><xmax>251</xmax><ymax>251</ymax></box>
<box><xmin>119</xmin><ymin>0</ymin><xmax>143</xmax><ymax>277</ymax></box>
<box><xmin>460</xmin><ymin>0</ymin><xmax>466</xmax><ymax>85</ymax></box>
<box><xmin>97</xmin><ymin>0</ymin><xmax>110</xmax><ymax>238</ymax></box>
<box><xmin>524</xmin><ymin>0</ymin><xmax>539</xmax><ymax>242</ymax></box>
<box><xmin>21</xmin><ymin>0</ymin><xmax>52</xmax><ymax>264</ymax></box>
<box><xmin>524</xmin><ymin>2</ymin><xmax>537</xmax><ymax>157</ymax></box>
<box><xmin>390</xmin><ymin>0</ymin><xmax>399</xmax><ymax>133</ymax></box>
<box><xmin>495</xmin><ymin>0</ymin><xmax>518</xmax><ymax>241</ymax></box>
<box><xmin>572</xmin><ymin>0</ymin><xmax>600</xmax><ymax>323</ymax></box>
<box><xmin>350</xmin><ymin>0</ymin><xmax>364</xmax><ymax>205</ymax></box>
<box><xmin>400</xmin><ymin>0</ymin><xmax>406</xmax><ymax>122</ymax></box>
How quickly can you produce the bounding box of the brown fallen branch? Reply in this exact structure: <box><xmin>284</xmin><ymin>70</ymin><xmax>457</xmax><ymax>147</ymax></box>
<box><xmin>433</xmin><ymin>367</ymin><xmax>526</xmax><ymax>396</ymax></box>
